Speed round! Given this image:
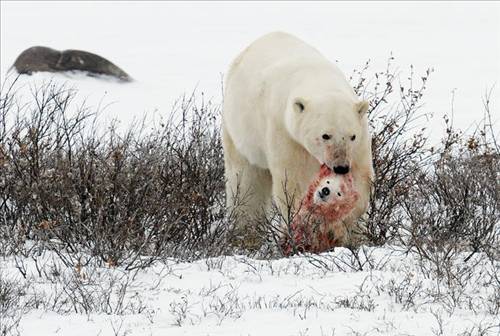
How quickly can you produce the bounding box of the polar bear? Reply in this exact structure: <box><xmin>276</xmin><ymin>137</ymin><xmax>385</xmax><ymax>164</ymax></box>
<box><xmin>281</xmin><ymin>164</ymin><xmax>359</xmax><ymax>255</ymax></box>
<box><xmin>222</xmin><ymin>32</ymin><xmax>374</xmax><ymax>246</ymax></box>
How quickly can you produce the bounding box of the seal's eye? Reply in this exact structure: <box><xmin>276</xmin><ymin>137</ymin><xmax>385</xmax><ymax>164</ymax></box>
<box><xmin>351</xmin><ymin>135</ymin><xmax>356</xmax><ymax>141</ymax></box>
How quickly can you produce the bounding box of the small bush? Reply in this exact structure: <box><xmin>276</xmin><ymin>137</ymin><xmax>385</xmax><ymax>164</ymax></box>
<box><xmin>349</xmin><ymin>59</ymin><xmax>498</xmax><ymax>262</ymax></box>
<box><xmin>0</xmin><ymin>77</ymin><xmax>236</xmax><ymax>268</ymax></box>
<box><xmin>0</xmin><ymin>274</ymin><xmax>27</xmax><ymax>336</ymax></box>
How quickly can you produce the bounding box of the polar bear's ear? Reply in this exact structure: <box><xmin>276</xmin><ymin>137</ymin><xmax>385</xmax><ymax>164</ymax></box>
<box><xmin>357</xmin><ymin>100</ymin><xmax>369</xmax><ymax>116</ymax></box>
<box><xmin>294</xmin><ymin>98</ymin><xmax>306</xmax><ymax>113</ymax></box>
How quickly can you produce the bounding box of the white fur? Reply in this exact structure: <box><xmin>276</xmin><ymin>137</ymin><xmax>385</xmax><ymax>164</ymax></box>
<box><xmin>222</xmin><ymin>32</ymin><xmax>374</xmax><ymax>240</ymax></box>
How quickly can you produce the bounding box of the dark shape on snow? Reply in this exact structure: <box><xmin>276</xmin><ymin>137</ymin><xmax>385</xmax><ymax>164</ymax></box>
<box><xmin>12</xmin><ymin>46</ymin><xmax>132</xmax><ymax>82</ymax></box>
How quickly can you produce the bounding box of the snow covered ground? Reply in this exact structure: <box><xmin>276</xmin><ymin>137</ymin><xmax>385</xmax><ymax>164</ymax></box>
<box><xmin>1</xmin><ymin>2</ymin><xmax>499</xmax><ymax>144</ymax></box>
<box><xmin>2</xmin><ymin>247</ymin><xmax>498</xmax><ymax>336</ymax></box>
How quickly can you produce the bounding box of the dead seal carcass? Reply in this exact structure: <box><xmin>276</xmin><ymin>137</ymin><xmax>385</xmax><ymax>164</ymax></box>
<box><xmin>12</xmin><ymin>46</ymin><xmax>132</xmax><ymax>82</ymax></box>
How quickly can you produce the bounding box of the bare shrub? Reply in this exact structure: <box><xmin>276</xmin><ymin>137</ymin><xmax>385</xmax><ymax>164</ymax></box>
<box><xmin>349</xmin><ymin>58</ymin><xmax>433</xmax><ymax>246</ymax></box>
<box><xmin>403</xmin><ymin>102</ymin><xmax>499</xmax><ymax>264</ymax></box>
<box><xmin>348</xmin><ymin>58</ymin><xmax>498</xmax><ymax>262</ymax></box>
<box><xmin>48</xmin><ymin>267</ymin><xmax>147</xmax><ymax>315</ymax></box>
<box><xmin>0</xmin><ymin>77</ymin><xmax>236</xmax><ymax>268</ymax></box>
<box><xmin>0</xmin><ymin>273</ymin><xmax>28</xmax><ymax>336</ymax></box>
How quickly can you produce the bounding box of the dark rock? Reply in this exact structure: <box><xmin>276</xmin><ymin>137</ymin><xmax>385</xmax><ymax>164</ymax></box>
<box><xmin>12</xmin><ymin>46</ymin><xmax>132</xmax><ymax>82</ymax></box>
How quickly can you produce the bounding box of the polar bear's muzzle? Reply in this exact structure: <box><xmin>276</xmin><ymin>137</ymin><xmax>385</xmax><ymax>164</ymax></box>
<box><xmin>323</xmin><ymin>159</ymin><xmax>351</xmax><ymax>175</ymax></box>
<box><xmin>324</xmin><ymin>143</ymin><xmax>351</xmax><ymax>175</ymax></box>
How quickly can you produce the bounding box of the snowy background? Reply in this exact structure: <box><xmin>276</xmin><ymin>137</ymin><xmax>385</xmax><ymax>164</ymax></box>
<box><xmin>1</xmin><ymin>1</ymin><xmax>499</xmax><ymax>143</ymax></box>
<box><xmin>1</xmin><ymin>2</ymin><xmax>499</xmax><ymax>336</ymax></box>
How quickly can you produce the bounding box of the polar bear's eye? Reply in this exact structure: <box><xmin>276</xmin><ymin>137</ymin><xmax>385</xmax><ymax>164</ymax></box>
<box><xmin>350</xmin><ymin>135</ymin><xmax>356</xmax><ymax>141</ymax></box>
<box><xmin>295</xmin><ymin>102</ymin><xmax>305</xmax><ymax>112</ymax></box>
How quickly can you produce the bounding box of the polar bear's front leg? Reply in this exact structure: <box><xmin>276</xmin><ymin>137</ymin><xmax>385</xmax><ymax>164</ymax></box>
<box><xmin>222</xmin><ymin>125</ymin><xmax>272</xmax><ymax>230</ymax></box>
<box><xmin>267</xmin><ymin>136</ymin><xmax>322</xmax><ymax>245</ymax></box>
<box><xmin>268</xmin><ymin>148</ymin><xmax>313</xmax><ymax>238</ymax></box>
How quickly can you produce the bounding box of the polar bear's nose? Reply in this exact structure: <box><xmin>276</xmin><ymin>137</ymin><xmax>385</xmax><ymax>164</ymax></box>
<box><xmin>333</xmin><ymin>165</ymin><xmax>350</xmax><ymax>175</ymax></box>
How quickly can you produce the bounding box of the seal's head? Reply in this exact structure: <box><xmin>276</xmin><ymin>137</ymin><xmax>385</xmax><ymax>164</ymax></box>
<box><xmin>304</xmin><ymin>164</ymin><xmax>359</xmax><ymax>222</ymax></box>
<box><xmin>282</xmin><ymin>164</ymin><xmax>360</xmax><ymax>256</ymax></box>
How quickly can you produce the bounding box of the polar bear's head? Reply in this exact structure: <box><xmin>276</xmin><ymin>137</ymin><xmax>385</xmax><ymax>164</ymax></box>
<box><xmin>285</xmin><ymin>92</ymin><xmax>370</xmax><ymax>174</ymax></box>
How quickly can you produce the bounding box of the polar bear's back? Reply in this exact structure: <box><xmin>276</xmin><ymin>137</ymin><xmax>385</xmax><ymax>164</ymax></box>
<box><xmin>228</xmin><ymin>32</ymin><xmax>325</xmax><ymax>76</ymax></box>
